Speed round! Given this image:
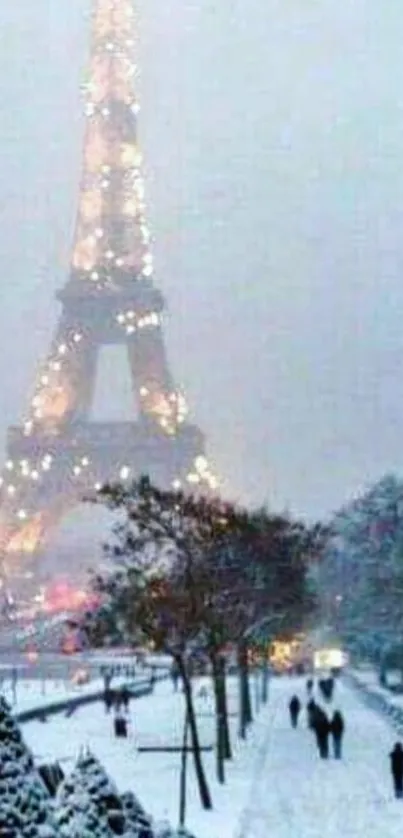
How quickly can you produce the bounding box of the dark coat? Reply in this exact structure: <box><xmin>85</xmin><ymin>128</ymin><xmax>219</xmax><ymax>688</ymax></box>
<box><xmin>330</xmin><ymin>711</ymin><xmax>344</xmax><ymax>738</ymax></box>
<box><xmin>307</xmin><ymin>698</ymin><xmax>317</xmax><ymax>727</ymax></box>
<box><xmin>120</xmin><ymin>687</ymin><xmax>130</xmax><ymax>707</ymax></box>
<box><xmin>289</xmin><ymin>696</ymin><xmax>301</xmax><ymax>715</ymax></box>
<box><xmin>315</xmin><ymin>707</ymin><xmax>330</xmax><ymax>735</ymax></box>
<box><xmin>390</xmin><ymin>744</ymin><xmax>403</xmax><ymax>776</ymax></box>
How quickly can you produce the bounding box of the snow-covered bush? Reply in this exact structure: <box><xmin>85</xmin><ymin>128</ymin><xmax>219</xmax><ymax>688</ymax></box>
<box><xmin>56</xmin><ymin>748</ymin><xmax>122</xmax><ymax>837</ymax></box>
<box><xmin>0</xmin><ymin>695</ymin><xmax>59</xmax><ymax>838</ymax></box>
<box><xmin>0</xmin><ymin>699</ymin><xmax>200</xmax><ymax>838</ymax></box>
<box><xmin>121</xmin><ymin>790</ymin><xmax>154</xmax><ymax>836</ymax></box>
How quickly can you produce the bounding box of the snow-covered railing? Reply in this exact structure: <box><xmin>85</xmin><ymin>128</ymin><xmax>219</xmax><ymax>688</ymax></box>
<box><xmin>344</xmin><ymin>670</ymin><xmax>403</xmax><ymax>734</ymax></box>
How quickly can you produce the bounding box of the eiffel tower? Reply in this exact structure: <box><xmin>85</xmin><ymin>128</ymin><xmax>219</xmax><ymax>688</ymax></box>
<box><xmin>0</xmin><ymin>0</ymin><xmax>217</xmax><ymax>584</ymax></box>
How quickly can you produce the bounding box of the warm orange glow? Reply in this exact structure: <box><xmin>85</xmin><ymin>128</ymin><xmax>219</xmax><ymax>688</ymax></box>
<box><xmin>39</xmin><ymin>387</ymin><xmax>71</xmax><ymax>422</ymax></box>
<box><xmin>43</xmin><ymin>580</ymin><xmax>100</xmax><ymax>614</ymax></box>
<box><xmin>120</xmin><ymin>143</ymin><xmax>142</xmax><ymax>169</ymax></box>
<box><xmin>73</xmin><ymin>237</ymin><xmax>98</xmax><ymax>271</ymax></box>
<box><xmin>80</xmin><ymin>189</ymin><xmax>103</xmax><ymax>220</ymax></box>
<box><xmin>94</xmin><ymin>0</ymin><xmax>136</xmax><ymax>41</ymax></box>
<box><xmin>84</xmin><ymin>126</ymin><xmax>108</xmax><ymax>172</ymax></box>
<box><xmin>7</xmin><ymin>515</ymin><xmax>44</xmax><ymax>554</ymax></box>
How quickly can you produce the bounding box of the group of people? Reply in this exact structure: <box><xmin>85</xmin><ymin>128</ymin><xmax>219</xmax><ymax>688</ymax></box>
<box><xmin>102</xmin><ymin>685</ymin><xmax>132</xmax><ymax>738</ymax></box>
<box><xmin>288</xmin><ymin>676</ymin><xmax>403</xmax><ymax>799</ymax></box>
<box><xmin>288</xmin><ymin>680</ymin><xmax>345</xmax><ymax>761</ymax></box>
<box><xmin>103</xmin><ymin>685</ymin><xmax>131</xmax><ymax>714</ymax></box>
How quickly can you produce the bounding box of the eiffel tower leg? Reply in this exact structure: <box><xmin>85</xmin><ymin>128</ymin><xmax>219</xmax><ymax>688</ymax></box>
<box><xmin>127</xmin><ymin>327</ymin><xmax>181</xmax><ymax>428</ymax></box>
<box><xmin>26</xmin><ymin>314</ymin><xmax>98</xmax><ymax>431</ymax></box>
<box><xmin>0</xmin><ymin>466</ymin><xmax>83</xmax><ymax>585</ymax></box>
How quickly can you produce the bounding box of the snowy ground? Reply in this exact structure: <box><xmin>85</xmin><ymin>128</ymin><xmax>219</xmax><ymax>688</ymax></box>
<box><xmin>22</xmin><ymin>674</ymin><xmax>403</xmax><ymax>838</ymax></box>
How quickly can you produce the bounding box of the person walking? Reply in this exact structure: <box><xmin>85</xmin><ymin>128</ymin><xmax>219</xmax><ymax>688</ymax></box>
<box><xmin>120</xmin><ymin>686</ymin><xmax>130</xmax><ymax>712</ymax></box>
<box><xmin>314</xmin><ymin>708</ymin><xmax>330</xmax><ymax>759</ymax></box>
<box><xmin>289</xmin><ymin>695</ymin><xmax>301</xmax><ymax>729</ymax></box>
<box><xmin>329</xmin><ymin>710</ymin><xmax>344</xmax><ymax>759</ymax></box>
<box><xmin>103</xmin><ymin>687</ymin><xmax>113</xmax><ymax>714</ymax></box>
<box><xmin>390</xmin><ymin>742</ymin><xmax>403</xmax><ymax>798</ymax></box>
<box><xmin>307</xmin><ymin>697</ymin><xmax>317</xmax><ymax>730</ymax></box>
<box><xmin>325</xmin><ymin>677</ymin><xmax>335</xmax><ymax>701</ymax></box>
<box><xmin>306</xmin><ymin>677</ymin><xmax>314</xmax><ymax>696</ymax></box>
<box><xmin>170</xmin><ymin>662</ymin><xmax>179</xmax><ymax>692</ymax></box>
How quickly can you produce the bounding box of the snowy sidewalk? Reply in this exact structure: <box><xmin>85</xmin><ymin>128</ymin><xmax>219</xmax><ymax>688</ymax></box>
<box><xmin>236</xmin><ymin>676</ymin><xmax>403</xmax><ymax>838</ymax></box>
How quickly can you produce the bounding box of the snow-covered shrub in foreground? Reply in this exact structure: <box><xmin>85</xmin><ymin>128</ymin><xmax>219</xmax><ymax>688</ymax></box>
<box><xmin>0</xmin><ymin>697</ymin><xmax>197</xmax><ymax>838</ymax></box>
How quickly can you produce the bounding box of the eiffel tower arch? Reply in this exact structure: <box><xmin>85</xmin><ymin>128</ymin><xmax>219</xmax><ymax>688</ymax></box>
<box><xmin>0</xmin><ymin>0</ymin><xmax>217</xmax><ymax>585</ymax></box>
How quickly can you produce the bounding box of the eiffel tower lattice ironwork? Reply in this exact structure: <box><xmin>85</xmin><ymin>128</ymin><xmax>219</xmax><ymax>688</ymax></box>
<box><xmin>0</xmin><ymin>0</ymin><xmax>217</xmax><ymax>578</ymax></box>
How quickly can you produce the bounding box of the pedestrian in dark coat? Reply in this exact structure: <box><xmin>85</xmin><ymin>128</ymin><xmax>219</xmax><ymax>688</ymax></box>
<box><xmin>306</xmin><ymin>677</ymin><xmax>314</xmax><ymax>696</ymax></box>
<box><xmin>120</xmin><ymin>686</ymin><xmax>130</xmax><ymax>712</ymax></box>
<box><xmin>330</xmin><ymin>710</ymin><xmax>344</xmax><ymax>759</ymax></box>
<box><xmin>307</xmin><ymin>698</ymin><xmax>317</xmax><ymax>730</ymax></box>
<box><xmin>325</xmin><ymin>677</ymin><xmax>335</xmax><ymax>701</ymax></box>
<box><xmin>314</xmin><ymin>708</ymin><xmax>330</xmax><ymax>759</ymax></box>
<box><xmin>103</xmin><ymin>688</ymin><xmax>113</xmax><ymax>714</ymax></box>
<box><xmin>318</xmin><ymin>676</ymin><xmax>334</xmax><ymax>702</ymax></box>
<box><xmin>390</xmin><ymin>742</ymin><xmax>403</xmax><ymax>798</ymax></box>
<box><xmin>289</xmin><ymin>695</ymin><xmax>301</xmax><ymax>728</ymax></box>
<box><xmin>171</xmin><ymin>662</ymin><xmax>179</xmax><ymax>692</ymax></box>
<box><xmin>318</xmin><ymin>679</ymin><xmax>326</xmax><ymax>700</ymax></box>
<box><xmin>113</xmin><ymin>710</ymin><xmax>128</xmax><ymax>739</ymax></box>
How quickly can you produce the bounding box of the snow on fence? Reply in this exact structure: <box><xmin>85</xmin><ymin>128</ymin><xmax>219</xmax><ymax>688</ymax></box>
<box><xmin>344</xmin><ymin>670</ymin><xmax>403</xmax><ymax>735</ymax></box>
<box><xmin>15</xmin><ymin>672</ymin><xmax>167</xmax><ymax>724</ymax></box>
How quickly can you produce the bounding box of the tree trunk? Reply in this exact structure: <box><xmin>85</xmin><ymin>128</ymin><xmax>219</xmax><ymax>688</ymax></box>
<box><xmin>254</xmin><ymin>666</ymin><xmax>260</xmax><ymax>714</ymax></box>
<box><xmin>176</xmin><ymin>655</ymin><xmax>213</xmax><ymax>810</ymax></box>
<box><xmin>261</xmin><ymin>654</ymin><xmax>269</xmax><ymax>704</ymax></box>
<box><xmin>237</xmin><ymin>640</ymin><xmax>253</xmax><ymax>738</ymax></box>
<box><xmin>220</xmin><ymin>659</ymin><xmax>232</xmax><ymax>760</ymax></box>
<box><xmin>244</xmin><ymin>646</ymin><xmax>253</xmax><ymax>727</ymax></box>
<box><xmin>179</xmin><ymin>708</ymin><xmax>189</xmax><ymax>826</ymax></box>
<box><xmin>210</xmin><ymin>652</ymin><xmax>225</xmax><ymax>784</ymax></box>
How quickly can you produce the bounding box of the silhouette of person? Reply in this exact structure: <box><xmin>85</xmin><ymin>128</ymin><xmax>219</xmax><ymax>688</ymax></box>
<box><xmin>289</xmin><ymin>695</ymin><xmax>301</xmax><ymax>729</ymax></box>
<box><xmin>330</xmin><ymin>710</ymin><xmax>344</xmax><ymax>759</ymax></box>
<box><xmin>314</xmin><ymin>707</ymin><xmax>330</xmax><ymax>759</ymax></box>
<box><xmin>390</xmin><ymin>742</ymin><xmax>403</xmax><ymax>798</ymax></box>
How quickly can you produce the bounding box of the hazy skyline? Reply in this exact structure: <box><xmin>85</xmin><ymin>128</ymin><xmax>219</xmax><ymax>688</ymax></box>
<box><xmin>1</xmin><ymin>1</ymin><xmax>403</xmax><ymax>521</ymax></box>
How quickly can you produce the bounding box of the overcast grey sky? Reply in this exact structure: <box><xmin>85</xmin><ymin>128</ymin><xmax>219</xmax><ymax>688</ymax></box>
<box><xmin>1</xmin><ymin>0</ymin><xmax>403</xmax><ymax>520</ymax></box>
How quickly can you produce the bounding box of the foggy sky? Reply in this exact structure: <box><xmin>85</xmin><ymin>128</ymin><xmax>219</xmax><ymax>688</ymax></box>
<box><xmin>1</xmin><ymin>0</ymin><xmax>403</xmax><ymax>520</ymax></box>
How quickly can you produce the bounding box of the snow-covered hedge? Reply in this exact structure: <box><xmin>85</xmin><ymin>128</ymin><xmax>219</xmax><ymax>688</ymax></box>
<box><xmin>0</xmin><ymin>695</ymin><xmax>197</xmax><ymax>838</ymax></box>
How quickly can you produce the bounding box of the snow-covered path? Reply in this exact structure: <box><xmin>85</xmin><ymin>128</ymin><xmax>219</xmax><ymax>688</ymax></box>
<box><xmin>238</xmin><ymin>676</ymin><xmax>403</xmax><ymax>838</ymax></box>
